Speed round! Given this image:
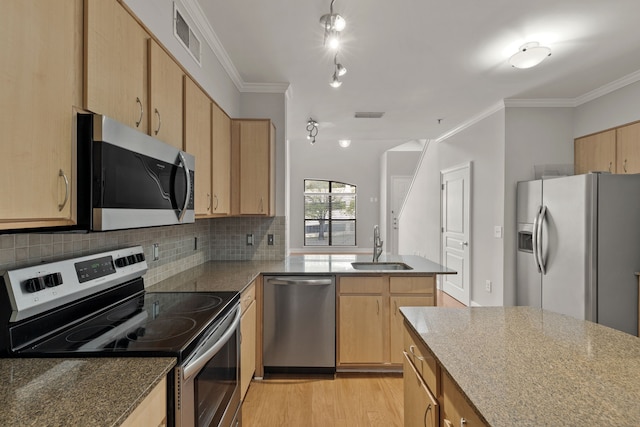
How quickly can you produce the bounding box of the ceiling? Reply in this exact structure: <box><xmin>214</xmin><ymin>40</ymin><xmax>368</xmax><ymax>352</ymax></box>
<box><xmin>197</xmin><ymin>0</ymin><xmax>640</xmax><ymax>147</ymax></box>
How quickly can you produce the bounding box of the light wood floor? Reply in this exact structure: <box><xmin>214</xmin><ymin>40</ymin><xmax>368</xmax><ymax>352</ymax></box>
<box><xmin>243</xmin><ymin>290</ymin><xmax>466</xmax><ymax>426</ymax></box>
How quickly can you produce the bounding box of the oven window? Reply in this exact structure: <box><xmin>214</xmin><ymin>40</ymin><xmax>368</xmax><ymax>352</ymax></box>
<box><xmin>194</xmin><ymin>329</ymin><xmax>239</xmax><ymax>427</ymax></box>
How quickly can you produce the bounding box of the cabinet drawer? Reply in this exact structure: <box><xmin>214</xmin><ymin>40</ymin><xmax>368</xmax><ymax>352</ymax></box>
<box><xmin>403</xmin><ymin>350</ymin><xmax>439</xmax><ymax>427</ymax></box>
<box><xmin>442</xmin><ymin>370</ymin><xmax>487</xmax><ymax>427</ymax></box>
<box><xmin>339</xmin><ymin>276</ymin><xmax>385</xmax><ymax>294</ymax></box>
<box><xmin>240</xmin><ymin>281</ymin><xmax>256</xmax><ymax>314</ymax></box>
<box><xmin>390</xmin><ymin>276</ymin><xmax>434</xmax><ymax>294</ymax></box>
<box><xmin>404</xmin><ymin>325</ymin><xmax>438</xmax><ymax>396</ymax></box>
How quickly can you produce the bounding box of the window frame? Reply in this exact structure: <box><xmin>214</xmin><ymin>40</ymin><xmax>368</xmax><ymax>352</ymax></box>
<box><xmin>303</xmin><ymin>179</ymin><xmax>357</xmax><ymax>247</ymax></box>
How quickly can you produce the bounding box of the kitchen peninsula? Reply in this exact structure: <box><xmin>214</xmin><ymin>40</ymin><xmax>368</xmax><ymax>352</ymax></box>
<box><xmin>401</xmin><ymin>306</ymin><xmax>640</xmax><ymax>426</ymax></box>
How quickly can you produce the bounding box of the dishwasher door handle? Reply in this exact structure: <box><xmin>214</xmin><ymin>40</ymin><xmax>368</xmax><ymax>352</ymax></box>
<box><xmin>267</xmin><ymin>277</ymin><xmax>333</xmax><ymax>286</ymax></box>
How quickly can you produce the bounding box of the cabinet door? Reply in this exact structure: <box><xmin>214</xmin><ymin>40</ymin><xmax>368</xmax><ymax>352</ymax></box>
<box><xmin>238</xmin><ymin>120</ymin><xmax>272</xmax><ymax>215</ymax></box>
<box><xmin>211</xmin><ymin>103</ymin><xmax>231</xmax><ymax>215</ymax></box>
<box><xmin>616</xmin><ymin>122</ymin><xmax>640</xmax><ymax>174</ymax></box>
<box><xmin>338</xmin><ymin>295</ymin><xmax>385</xmax><ymax>364</ymax></box>
<box><xmin>442</xmin><ymin>371</ymin><xmax>488</xmax><ymax>427</ymax></box>
<box><xmin>403</xmin><ymin>352</ymin><xmax>439</xmax><ymax>427</ymax></box>
<box><xmin>0</xmin><ymin>0</ymin><xmax>81</xmax><ymax>227</ymax></box>
<box><xmin>85</xmin><ymin>0</ymin><xmax>149</xmax><ymax>133</ymax></box>
<box><xmin>390</xmin><ymin>296</ymin><xmax>433</xmax><ymax>364</ymax></box>
<box><xmin>149</xmin><ymin>40</ymin><xmax>183</xmax><ymax>149</ymax></box>
<box><xmin>240</xmin><ymin>299</ymin><xmax>256</xmax><ymax>400</ymax></box>
<box><xmin>574</xmin><ymin>130</ymin><xmax>616</xmax><ymax>174</ymax></box>
<box><xmin>184</xmin><ymin>77</ymin><xmax>212</xmax><ymax>216</ymax></box>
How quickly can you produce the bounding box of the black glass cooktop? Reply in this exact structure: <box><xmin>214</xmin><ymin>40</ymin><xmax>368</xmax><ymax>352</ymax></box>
<box><xmin>20</xmin><ymin>291</ymin><xmax>239</xmax><ymax>359</ymax></box>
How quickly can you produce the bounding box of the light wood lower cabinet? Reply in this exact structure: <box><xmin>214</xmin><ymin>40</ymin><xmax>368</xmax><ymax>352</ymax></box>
<box><xmin>120</xmin><ymin>377</ymin><xmax>166</xmax><ymax>427</ymax></box>
<box><xmin>240</xmin><ymin>282</ymin><xmax>257</xmax><ymax>399</ymax></box>
<box><xmin>0</xmin><ymin>0</ymin><xmax>82</xmax><ymax>229</ymax></box>
<box><xmin>337</xmin><ymin>275</ymin><xmax>435</xmax><ymax>368</ymax></box>
<box><xmin>403</xmin><ymin>323</ymin><xmax>487</xmax><ymax>427</ymax></box>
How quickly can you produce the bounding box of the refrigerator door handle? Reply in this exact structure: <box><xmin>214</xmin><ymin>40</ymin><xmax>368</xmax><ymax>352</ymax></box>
<box><xmin>537</xmin><ymin>205</ymin><xmax>547</xmax><ymax>275</ymax></box>
<box><xmin>532</xmin><ymin>205</ymin><xmax>542</xmax><ymax>273</ymax></box>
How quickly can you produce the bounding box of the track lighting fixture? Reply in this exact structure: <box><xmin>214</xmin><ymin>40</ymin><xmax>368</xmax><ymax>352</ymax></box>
<box><xmin>306</xmin><ymin>118</ymin><xmax>319</xmax><ymax>144</ymax></box>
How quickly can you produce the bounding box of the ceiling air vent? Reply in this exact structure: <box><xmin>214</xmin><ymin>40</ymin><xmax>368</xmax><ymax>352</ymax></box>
<box><xmin>174</xmin><ymin>4</ymin><xmax>201</xmax><ymax>65</ymax></box>
<box><xmin>354</xmin><ymin>112</ymin><xmax>385</xmax><ymax>119</ymax></box>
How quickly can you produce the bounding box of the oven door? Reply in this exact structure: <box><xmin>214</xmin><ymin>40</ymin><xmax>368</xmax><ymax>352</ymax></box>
<box><xmin>175</xmin><ymin>305</ymin><xmax>241</xmax><ymax>427</ymax></box>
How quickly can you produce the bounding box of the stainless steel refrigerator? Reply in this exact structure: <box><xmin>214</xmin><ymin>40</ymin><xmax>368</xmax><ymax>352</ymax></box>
<box><xmin>516</xmin><ymin>173</ymin><xmax>640</xmax><ymax>335</ymax></box>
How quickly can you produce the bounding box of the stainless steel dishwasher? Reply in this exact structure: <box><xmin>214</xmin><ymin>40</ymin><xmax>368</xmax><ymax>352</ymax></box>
<box><xmin>263</xmin><ymin>276</ymin><xmax>335</xmax><ymax>374</ymax></box>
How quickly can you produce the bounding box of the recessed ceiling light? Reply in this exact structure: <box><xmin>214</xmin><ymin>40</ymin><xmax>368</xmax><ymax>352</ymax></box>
<box><xmin>338</xmin><ymin>139</ymin><xmax>351</xmax><ymax>148</ymax></box>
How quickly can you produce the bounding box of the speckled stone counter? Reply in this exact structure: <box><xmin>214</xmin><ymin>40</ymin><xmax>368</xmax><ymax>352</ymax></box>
<box><xmin>401</xmin><ymin>306</ymin><xmax>640</xmax><ymax>426</ymax></box>
<box><xmin>148</xmin><ymin>254</ymin><xmax>454</xmax><ymax>293</ymax></box>
<box><xmin>0</xmin><ymin>357</ymin><xmax>175</xmax><ymax>427</ymax></box>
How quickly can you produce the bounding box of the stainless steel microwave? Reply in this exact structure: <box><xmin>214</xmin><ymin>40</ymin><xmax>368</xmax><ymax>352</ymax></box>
<box><xmin>76</xmin><ymin>113</ymin><xmax>195</xmax><ymax>231</ymax></box>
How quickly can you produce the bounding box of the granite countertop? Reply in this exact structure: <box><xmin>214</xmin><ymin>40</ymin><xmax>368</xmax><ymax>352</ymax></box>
<box><xmin>149</xmin><ymin>254</ymin><xmax>454</xmax><ymax>293</ymax></box>
<box><xmin>401</xmin><ymin>306</ymin><xmax>640</xmax><ymax>426</ymax></box>
<box><xmin>0</xmin><ymin>357</ymin><xmax>175</xmax><ymax>427</ymax></box>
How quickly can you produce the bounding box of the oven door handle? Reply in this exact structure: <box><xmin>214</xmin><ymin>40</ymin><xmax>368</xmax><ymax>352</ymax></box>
<box><xmin>182</xmin><ymin>305</ymin><xmax>241</xmax><ymax>381</ymax></box>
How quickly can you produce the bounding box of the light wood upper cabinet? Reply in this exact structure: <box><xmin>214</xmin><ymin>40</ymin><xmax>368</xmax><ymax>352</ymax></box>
<box><xmin>85</xmin><ymin>0</ymin><xmax>149</xmax><ymax>133</ymax></box>
<box><xmin>211</xmin><ymin>103</ymin><xmax>231</xmax><ymax>215</ymax></box>
<box><xmin>616</xmin><ymin>121</ymin><xmax>640</xmax><ymax>174</ymax></box>
<box><xmin>0</xmin><ymin>0</ymin><xmax>82</xmax><ymax>229</ymax></box>
<box><xmin>184</xmin><ymin>77</ymin><xmax>212</xmax><ymax>216</ymax></box>
<box><xmin>231</xmin><ymin>119</ymin><xmax>276</xmax><ymax>216</ymax></box>
<box><xmin>149</xmin><ymin>40</ymin><xmax>184</xmax><ymax>150</ymax></box>
<box><xmin>574</xmin><ymin>129</ymin><xmax>616</xmax><ymax>174</ymax></box>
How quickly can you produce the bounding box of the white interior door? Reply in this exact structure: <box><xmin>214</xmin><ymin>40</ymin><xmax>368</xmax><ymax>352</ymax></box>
<box><xmin>389</xmin><ymin>176</ymin><xmax>412</xmax><ymax>255</ymax></box>
<box><xmin>441</xmin><ymin>163</ymin><xmax>471</xmax><ymax>305</ymax></box>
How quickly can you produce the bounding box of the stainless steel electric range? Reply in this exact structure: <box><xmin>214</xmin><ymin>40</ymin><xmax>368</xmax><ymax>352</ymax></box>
<box><xmin>0</xmin><ymin>246</ymin><xmax>241</xmax><ymax>427</ymax></box>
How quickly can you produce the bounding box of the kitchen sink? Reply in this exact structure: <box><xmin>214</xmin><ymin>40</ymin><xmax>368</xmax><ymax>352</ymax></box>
<box><xmin>351</xmin><ymin>262</ymin><xmax>413</xmax><ymax>271</ymax></box>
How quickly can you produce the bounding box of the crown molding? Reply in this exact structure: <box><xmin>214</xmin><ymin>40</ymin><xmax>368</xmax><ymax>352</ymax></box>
<box><xmin>503</xmin><ymin>98</ymin><xmax>576</xmax><ymax>108</ymax></box>
<box><xmin>241</xmin><ymin>82</ymin><xmax>290</xmax><ymax>94</ymax></box>
<box><xmin>574</xmin><ymin>68</ymin><xmax>640</xmax><ymax>106</ymax></box>
<box><xmin>436</xmin><ymin>101</ymin><xmax>505</xmax><ymax>143</ymax></box>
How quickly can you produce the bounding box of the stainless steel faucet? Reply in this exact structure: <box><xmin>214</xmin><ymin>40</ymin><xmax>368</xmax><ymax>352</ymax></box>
<box><xmin>373</xmin><ymin>225</ymin><xmax>383</xmax><ymax>262</ymax></box>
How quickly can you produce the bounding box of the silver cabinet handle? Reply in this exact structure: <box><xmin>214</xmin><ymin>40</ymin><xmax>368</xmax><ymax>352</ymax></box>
<box><xmin>135</xmin><ymin>97</ymin><xmax>144</xmax><ymax>128</ymax></box>
<box><xmin>213</xmin><ymin>194</ymin><xmax>219</xmax><ymax>210</ymax></box>
<box><xmin>624</xmin><ymin>159</ymin><xmax>628</xmax><ymax>173</ymax></box>
<box><xmin>409</xmin><ymin>344</ymin><xmax>425</xmax><ymax>362</ymax></box>
<box><xmin>154</xmin><ymin>108</ymin><xmax>161</xmax><ymax>135</ymax></box>
<box><xmin>58</xmin><ymin>169</ymin><xmax>69</xmax><ymax>211</ymax></box>
<box><xmin>207</xmin><ymin>193</ymin><xmax>212</xmax><ymax>211</ymax></box>
<box><xmin>259</xmin><ymin>197</ymin><xmax>264</xmax><ymax>213</ymax></box>
<box><xmin>376</xmin><ymin>299</ymin><xmax>380</xmax><ymax>315</ymax></box>
<box><xmin>460</xmin><ymin>418</ymin><xmax>467</xmax><ymax>426</ymax></box>
<box><xmin>394</xmin><ymin>300</ymin><xmax>398</xmax><ymax>315</ymax></box>
<box><xmin>608</xmin><ymin>161</ymin><xmax>612</xmax><ymax>173</ymax></box>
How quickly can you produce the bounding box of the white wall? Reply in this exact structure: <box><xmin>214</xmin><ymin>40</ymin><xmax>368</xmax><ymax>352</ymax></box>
<box><xmin>400</xmin><ymin>110</ymin><xmax>506</xmax><ymax>306</ymax></box>
<box><xmin>123</xmin><ymin>0</ymin><xmax>240</xmax><ymax>117</ymax></box>
<box><xmin>288</xmin><ymin>140</ymin><xmax>407</xmax><ymax>252</ymax></box>
<box><xmin>574</xmin><ymin>80</ymin><xmax>640</xmax><ymax>137</ymax></box>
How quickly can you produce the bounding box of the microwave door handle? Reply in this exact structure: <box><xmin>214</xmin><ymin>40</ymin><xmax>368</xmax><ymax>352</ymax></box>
<box><xmin>177</xmin><ymin>152</ymin><xmax>191</xmax><ymax>222</ymax></box>
<box><xmin>182</xmin><ymin>306</ymin><xmax>241</xmax><ymax>381</ymax></box>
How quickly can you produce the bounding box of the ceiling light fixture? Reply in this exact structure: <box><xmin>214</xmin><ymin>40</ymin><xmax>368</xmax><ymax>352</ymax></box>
<box><xmin>330</xmin><ymin>73</ymin><xmax>342</xmax><ymax>88</ymax></box>
<box><xmin>329</xmin><ymin>53</ymin><xmax>346</xmax><ymax>88</ymax></box>
<box><xmin>338</xmin><ymin>139</ymin><xmax>351</xmax><ymax>148</ymax></box>
<box><xmin>508</xmin><ymin>42</ymin><xmax>551</xmax><ymax>69</ymax></box>
<box><xmin>306</xmin><ymin>118</ymin><xmax>319</xmax><ymax>144</ymax></box>
<box><xmin>320</xmin><ymin>0</ymin><xmax>346</xmax><ymax>49</ymax></box>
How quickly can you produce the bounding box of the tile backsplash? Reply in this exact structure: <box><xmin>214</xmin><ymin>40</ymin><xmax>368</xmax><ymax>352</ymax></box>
<box><xmin>0</xmin><ymin>216</ymin><xmax>285</xmax><ymax>287</ymax></box>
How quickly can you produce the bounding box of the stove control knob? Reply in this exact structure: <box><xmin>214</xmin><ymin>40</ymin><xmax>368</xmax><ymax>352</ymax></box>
<box><xmin>24</xmin><ymin>277</ymin><xmax>45</xmax><ymax>293</ymax></box>
<box><xmin>44</xmin><ymin>272</ymin><xmax>63</xmax><ymax>288</ymax></box>
<box><xmin>115</xmin><ymin>257</ymin><xmax>128</xmax><ymax>268</ymax></box>
<box><xmin>135</xmin><ymin>253</ymin><xmax>145</xmax><ymax>263</ymax></box>
<box><xmin>126</xmin><ymin>255</ymin><xmax>136</xmax><ymax>265</ymax></box>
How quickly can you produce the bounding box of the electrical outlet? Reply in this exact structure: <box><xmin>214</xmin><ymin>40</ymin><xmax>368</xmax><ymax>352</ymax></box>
<box><xmin>153</xmin><ymin>243</ymin><xmax>159</xmax><ymax>261</ymax></box>
<box><xmin>246</xmin><ymin>234</ymin><xmax>254</xmax><ymax>246</ymax></box>
<box><xmin>485</xmin><ymin>280</ymin><xmax>492</xmax><ymax>293</ymax></box>
<box><xmin>194</xmin><ymin>237</ymin><xmax>198</xmax><ymax>250</ymax></box>
<box><xmin>268</xmin><ymin>234</ymin><xmax>274</xmax><ymax>245</ymax></box>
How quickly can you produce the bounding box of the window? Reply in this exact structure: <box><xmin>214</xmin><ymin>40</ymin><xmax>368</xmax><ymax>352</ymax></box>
<box><xmin>304</xmin><ymin>180</ymin><xmax>356</xmax><ymax>246</ymax></box>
